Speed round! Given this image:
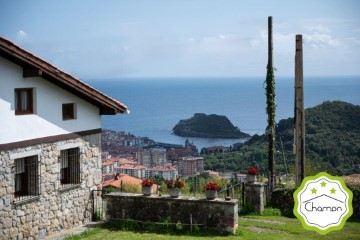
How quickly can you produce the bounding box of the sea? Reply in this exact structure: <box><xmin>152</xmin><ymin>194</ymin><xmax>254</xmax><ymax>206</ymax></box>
<box><xmin>88</xmin><ymin>76</ymin><xmax>360</xmax><ymax>150</ymax></box>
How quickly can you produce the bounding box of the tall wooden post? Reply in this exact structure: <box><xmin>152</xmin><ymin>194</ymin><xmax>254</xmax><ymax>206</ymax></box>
<box><xmin>294</xmin><ymin>35</ymin><xmax>305</xmax><ymax>187</ymax></box>
<box><xmin>267</xmin><ymin>16</ymin><xmax>275</xmax><ymax>195</ymax></box>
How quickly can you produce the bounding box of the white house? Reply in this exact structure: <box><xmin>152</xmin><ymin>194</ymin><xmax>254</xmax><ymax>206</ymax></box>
<box><xmin>144</xmin><ymin>165</ymin><xmax>177</xmax><ymax>180</ymax></box>
<box><xmin>0</xmin><ymin>36</ymin><xmax>128</xmax><ymax>239</ymax></box>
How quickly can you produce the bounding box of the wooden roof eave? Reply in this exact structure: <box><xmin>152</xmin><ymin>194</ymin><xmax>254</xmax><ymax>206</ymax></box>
<box><xmin>0</xmin><ymin>40</ymin><xmax>128</xmax><ymax>115</ymax></box>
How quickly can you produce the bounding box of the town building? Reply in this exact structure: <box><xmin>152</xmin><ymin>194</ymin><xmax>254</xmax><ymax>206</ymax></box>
<box><xmin>200</xmin><ymin>145</ymin><xmax>230</xmax><ymax>154</ymax></box>
<box><xmin>203</xmin><ymin>170</ymin><xmax>221</xmax><ymax>178</ymax></box>
<box><xmin>0</xmin><ymin>36</ymin><xmax>127</xmax><ymax>239</ymax></box>
<box><xmin>145</xmin><ymin>165</ymin><xmax>178</xmax><ymax>180</ymax></box>
<box><xmin>101</xmin><ymin>158</ymin><xmax>119</xmax><ymax>174</ymax></box>
<box><xmin>236</xmin><ymin>173</ymin><xmax>247</xmax><ymax>183</ymax></box>
<box><xmin>178</xmin><ymin>157</ymin><xmax>204</xmax><ymax>177</ymax></box>
<box><xmin>136</xmin><ymin>148</ymin><xmax>167</xmax><ymax>167</ymax></box>
<box><xmin>115</xmin><ymin>164</ymin><xmax>146</xmax><ymax>179</ymax></box>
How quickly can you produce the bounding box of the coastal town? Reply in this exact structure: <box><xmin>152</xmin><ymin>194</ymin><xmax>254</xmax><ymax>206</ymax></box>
<box><xmin>100</xmin><ymin>129</ymin><xmax>239</xmax><ymax>190</ymax></box>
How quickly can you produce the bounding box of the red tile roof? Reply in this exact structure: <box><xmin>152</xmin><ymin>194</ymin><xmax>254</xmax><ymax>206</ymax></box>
<box><xmin>102</xmin><ymin>173</ymin><xmax>158</xmax><ymax>190</ymax></box>
<box><xmin>147</xmin><ymin>166</ymin><xmax>177</xmax><ymax>171</ymax></box>
<box><xmin>118</xmin><ymin>164</ymin><xmax>145</xmax><ymax>170</ymax></box>
<box><xmin>0</xmin><ymin>36</ymin><xmax>127</xmax><ymax>114</ymax></box>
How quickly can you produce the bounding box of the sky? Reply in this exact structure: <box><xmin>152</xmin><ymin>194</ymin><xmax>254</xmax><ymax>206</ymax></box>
<box><xmin>0</xmin><ymin>0</ymin><xmax>360</xmax><ymax>79</ymax></box>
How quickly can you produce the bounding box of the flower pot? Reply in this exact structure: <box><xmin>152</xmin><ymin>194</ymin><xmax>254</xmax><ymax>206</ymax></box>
<box><xmin>246</xmin><ymin>174</ymin><xmax>257</xmax><ymax>183</ymax></box>
<box><xmin>169</xmin><ymin>188</ymin><xmax>181</xmax><ymax>198</ymax></box>
<box><xmin>142</xmin><ymin>186</ymin><xmax>153</xmax><ymax>196</ymax></box>
<box><xmin>205</xmin><ymin>190</ymin><xmax>217</xmax><ymax>200</ymax></box>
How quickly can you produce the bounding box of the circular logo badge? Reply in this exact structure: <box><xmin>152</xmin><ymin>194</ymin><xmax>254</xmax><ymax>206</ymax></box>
<box><xmin>293</xmin><ymin>172</ymin><xmax>353</xmax><ymax>235</ymax></box>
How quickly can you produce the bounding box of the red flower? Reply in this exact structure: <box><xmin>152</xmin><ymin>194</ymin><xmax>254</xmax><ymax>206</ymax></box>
<box><xmin>167</xmin><ymin>178</ymin><xmax>185</xmax><ymax>189</ymax></box>
<box><xmin>247</xmin><ymin>167</ymin><xmax>259</xmax><ymax>175</ymax></box>
<box><xmin>141</xmin><ymin>178</ymin><xmax>154</xmax><ymax>187</ymax></box>
<box><xmin>205</xmin><ymin>182</ymin><xmax>219</xmax><ymax>191</ymax></box>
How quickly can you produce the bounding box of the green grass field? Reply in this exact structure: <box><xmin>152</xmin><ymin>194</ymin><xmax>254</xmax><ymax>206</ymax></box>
<box><xmin>65</xmin><ymin>215</ymin><xmax>360</xmax><ymax>240</ymax></box>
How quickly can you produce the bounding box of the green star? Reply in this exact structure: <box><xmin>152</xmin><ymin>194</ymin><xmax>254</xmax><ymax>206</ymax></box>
<box><xmin>311</xmin><ymin>188</ymin><xmax>317</xmax><ymax>194</ymax></box>
<box><xmin>330</xmin><ymin>188</ymin><xmax>336</xmax><ymax>194</ymax></box>
<box><xmin>320</xmin><ymin>181</ymin><xmax>327</xmax><ymax>187</ymax></box>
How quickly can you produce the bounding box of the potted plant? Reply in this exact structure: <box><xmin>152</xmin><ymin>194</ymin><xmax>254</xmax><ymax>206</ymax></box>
<box><xmin>205</xmin><ymin>181</ymin><xmax>219</xmax><ymax>200</ymax></box>
<box><xmin>167</xmin><ymin>178</ymin><xmax>185</xmax><ymax>198</ymax></box>
<box><xmin>246</xmin><ymin>166</ymin><xmax>259</xmax><ymax>183</ymax></box>
<box><xmin>141</xmin><ymin>178</ymin><xmax>154</xmax><ymax>196</ymax></box>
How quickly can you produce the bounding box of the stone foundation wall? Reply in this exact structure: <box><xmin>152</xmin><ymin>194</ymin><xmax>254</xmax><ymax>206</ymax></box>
<box><xmin>0</xmin><ymin>133</ymin><xmax>101</xmax><ymax>239</ymax></box>
<box><xmin>106</xmin><ymin>192</ymin><xmax>238</xmax><ymax>234</ymax></box>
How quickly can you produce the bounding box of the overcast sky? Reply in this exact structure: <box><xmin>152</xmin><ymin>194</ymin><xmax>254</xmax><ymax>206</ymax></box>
<box><xmin>0</xmin><ymin>0</ymin><xmax>359</xmax><ymax>79</ymax></box>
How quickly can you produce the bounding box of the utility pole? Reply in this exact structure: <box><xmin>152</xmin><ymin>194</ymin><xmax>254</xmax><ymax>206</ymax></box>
<box><xmin>294</xmin><ymin>34</ymin><xmax>305</xmax><ymax>187</ymax></box>
<box><xmin>266</xmin><ymin>16</ymin><xmax>276</xmax><ymax>195</ymax></box>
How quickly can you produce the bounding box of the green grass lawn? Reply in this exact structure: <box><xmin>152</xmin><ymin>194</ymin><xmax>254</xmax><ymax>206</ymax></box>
<box><xmin>65</xmin><ymin>215</ymin><xmax>360</xmax><ymax>240</ymax></box>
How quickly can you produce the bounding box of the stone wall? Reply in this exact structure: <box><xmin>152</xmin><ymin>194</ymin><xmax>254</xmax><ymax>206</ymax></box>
<box><xmin>270</xmin><ymin>189</ymin><xmax>295</xmax><ymax>217</ymax></box>
<box><xmin>244</xmin><ymin>182</ymin><xmax>266</xmax><ymax>214</ymax></box>
<box><xmin>0</xmin><ymin>133</ymin><xmax>101</xmax><ymax>239</ymax></box>
<box><xmin>105</xmin><ymin>192</ymin><xmax>238</xmax><ymax>234</ymax></box>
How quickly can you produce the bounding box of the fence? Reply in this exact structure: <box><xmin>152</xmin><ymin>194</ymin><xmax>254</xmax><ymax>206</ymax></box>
<box><xmin>217</xmin><ymin>182</ymin><xmax>245</xmax><ymax>207</ymax></box>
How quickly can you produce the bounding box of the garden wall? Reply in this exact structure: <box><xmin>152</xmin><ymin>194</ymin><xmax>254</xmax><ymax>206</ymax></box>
<box><xmin>105</xmin><ymin>192</ymin><xmax>238</xmax><ymax>234</ymax></box>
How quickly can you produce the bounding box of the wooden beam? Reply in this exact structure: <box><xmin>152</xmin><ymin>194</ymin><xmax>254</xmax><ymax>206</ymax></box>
<box><xmin>23</xmin><ymin>67</ymin><xmax>42</xmax><ymax>78</ymax></box>
<box><xmin>99</xmin><ymin>108</ymin><xmax>117</xmax><ymax>115</ymax></box>
<box><xmin>295</xmin><ymin>34</ymin><xmax>305</xmax><ymax>187</ymax></box>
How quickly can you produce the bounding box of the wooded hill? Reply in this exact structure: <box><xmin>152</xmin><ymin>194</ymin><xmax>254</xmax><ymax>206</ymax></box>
<box><xmin>203</xmin><ymin>101</ymin><xmax>360</xmax><ymax>176</ymax></box>
<box><xmin>173</xmin><ymin>113</ymin><xmax>250</xmax><ymax>139</ymax></box>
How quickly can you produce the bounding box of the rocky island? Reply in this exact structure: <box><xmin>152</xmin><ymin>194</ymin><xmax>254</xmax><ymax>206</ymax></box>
<box><xmin>172</xmin><ymin>113</ymin><xmax>251</xmax><ymax>139</ymax></box>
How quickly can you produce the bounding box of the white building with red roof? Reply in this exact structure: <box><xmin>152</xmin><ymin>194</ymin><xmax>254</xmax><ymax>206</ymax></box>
<box><xmin>0</xmin><ymin>36</ymin><xmax>128</xmax><ymax>239</ymax></box>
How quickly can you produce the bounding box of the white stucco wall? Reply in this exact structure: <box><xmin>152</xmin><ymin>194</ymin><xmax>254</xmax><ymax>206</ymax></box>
<box><xmin>0</xmin><ymin>57</ymin><xmax>101</xmax><ymax>144</ymax></box>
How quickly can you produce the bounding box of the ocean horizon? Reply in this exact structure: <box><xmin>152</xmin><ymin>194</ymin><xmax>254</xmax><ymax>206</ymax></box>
<box><xmin>88</xmin><ymin>76</ymin><xmax>360</xmax><ymax>150</ymax></box>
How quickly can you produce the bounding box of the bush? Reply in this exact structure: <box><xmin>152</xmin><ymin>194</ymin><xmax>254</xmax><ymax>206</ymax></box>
<box><xmin>239</xmin><ymin>203</ymin><xmax>256</xmax><ymax>215</ymax></box>
<box><xmin>262</xmin><ymin>207</ymin><xmax>281</xmax><ymax>216</ymax></box>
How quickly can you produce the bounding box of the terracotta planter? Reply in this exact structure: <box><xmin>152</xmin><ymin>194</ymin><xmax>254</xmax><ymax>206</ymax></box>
<box><xmin>142</xmin><ymin>186</ymin><xmax>153</xmax><ymax>196</ymax></box>
<box><xmin>205</xmin><ymin>190</ymin><xmax>217</xmax><ymax>200</ymax></box>
<box><xmin>169</xmin><ymin>188</ymin><xmax>181</xmax><ymax>198</ymax></box>
<box><xmin>246</xmin><ymin>174</ymin><xmax>257</xmax><ymax>183</ymax></box>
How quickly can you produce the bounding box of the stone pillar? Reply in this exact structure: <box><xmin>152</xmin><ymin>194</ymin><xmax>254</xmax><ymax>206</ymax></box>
<box><xmin>245</xmin><ymin>182</ymin><xmax>266</xmax><ymax>214</ymax></box>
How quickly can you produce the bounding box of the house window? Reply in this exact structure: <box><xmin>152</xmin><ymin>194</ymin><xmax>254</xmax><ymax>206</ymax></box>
<box><xmin>14</xmin><ymin>156</ymin><xmax>39</xmax><ymax>201</ymax></box>
<box><xmin>15</xmin><ymin>88</ymin><xmax>33</xmax><ymax>115</ymax></box>
<box><xmin>62</xmin><ymin>103</ymin><xmax>75</xmax><ymax>120</ymax></box>
<box><xmin>60</xmin><ymin>148</ymin><xmax>80</xmax><ymax>188</ymax></box>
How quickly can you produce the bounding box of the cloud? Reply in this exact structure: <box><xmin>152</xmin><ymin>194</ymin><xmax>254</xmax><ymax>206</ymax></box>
<box><xmin>303</xmin><ymin>25</ymin><xmax>330</xmax><ymax>33</ymax></box>
<box><xmin>303</xmin><ymin>32</ymin><xmax>340</xmax><ymax>48</ymax></box>
<box><xmin>255</xmin><ymin>29</ymin><xmax>340</xmax><ymax>50</ymax></box>
<box><xmin>17</xmin><ymin>30</ymin><xmax>27</xmax><ymax>39</ymax></box>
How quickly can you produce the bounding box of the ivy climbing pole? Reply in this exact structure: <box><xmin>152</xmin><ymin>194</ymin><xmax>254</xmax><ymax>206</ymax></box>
<box><xmin>266</xmin><ymin>16</ymin><xmax>276</xmax><ymax>195</ymax></box>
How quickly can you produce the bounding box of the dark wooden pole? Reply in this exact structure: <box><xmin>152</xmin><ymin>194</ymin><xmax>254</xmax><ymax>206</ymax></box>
<box><xmin>294</xmin><ymin>35</ymin><xmax>305</xmax><ymax>187</ymax></box>
<box><xmin>268</xmin><ymin>17</ymin><xmax>273</xmax><ymax>68</ymax></box>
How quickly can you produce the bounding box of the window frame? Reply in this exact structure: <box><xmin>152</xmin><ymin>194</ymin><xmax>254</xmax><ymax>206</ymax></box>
<box><xmin>62</xmin><ymin>103</ymin><xmax>76</xmax><ymax>120</ymax></box>
<box><xmin>60</xmin><ymin>147</ymin><xmax>81</xmax><ymax>188</ymax></box>
<box><xmin>15</xmin><ymin>88</ymin><xmax>33</xmax><ymax>115</ymax></box>
<box><xmin>14</xmin><ymin>155</ymin><xmax>40</xmax><ymax>202</ymax></box>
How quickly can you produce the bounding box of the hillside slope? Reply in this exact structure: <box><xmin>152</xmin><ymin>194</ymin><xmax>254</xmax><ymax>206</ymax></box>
<box><xmin>203</xmin><ymin>101</ymin><xmax>360</xmax><ymax>175</ymax></box>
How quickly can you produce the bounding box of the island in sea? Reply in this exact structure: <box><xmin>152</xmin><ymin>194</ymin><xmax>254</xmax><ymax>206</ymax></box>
<box><xmin>172</xmin><ymin>113</ymin><xmax>251</xmax><ymax>139</ymax></box>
